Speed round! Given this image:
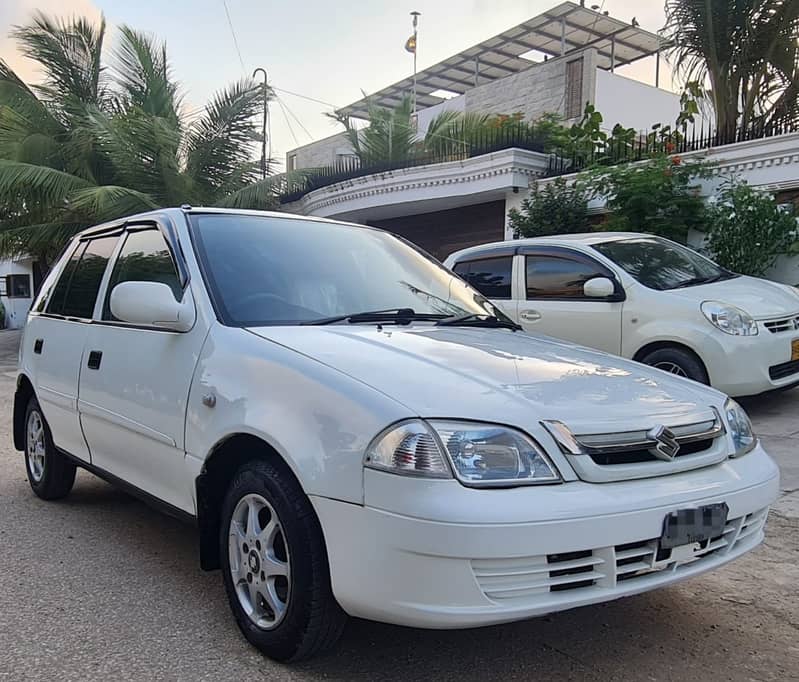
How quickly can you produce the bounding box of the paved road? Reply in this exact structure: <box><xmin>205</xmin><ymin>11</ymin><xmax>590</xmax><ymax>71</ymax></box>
<box><xmin>0</xmin><ymin>328</ymin><xmax>796</xmax><ymax>681</ymax></box>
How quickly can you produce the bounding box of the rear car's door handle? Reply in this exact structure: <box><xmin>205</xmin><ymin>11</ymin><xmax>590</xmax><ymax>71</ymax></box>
<box><xmin>87</xmin><ymin>350</ymin><xmax>103</xmax><ymax>370</ymax></box>
<box><xmin>519</xmin><ymin>309</ymin><xmax>541</xmax><ymax>322</ymax></box>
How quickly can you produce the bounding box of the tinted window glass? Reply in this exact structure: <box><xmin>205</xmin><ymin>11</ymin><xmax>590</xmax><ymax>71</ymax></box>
<box><xmin>60</xmin><ymin>236</ymin><xmax>119</xmax><ymax>318</ymax></box>
<box><xmin>46</xmin><ymin>242</ymin><xmax>85</xmax><ymax>315</ymax></box>
<box><xmin>456</xmin><ymin>257</ymin><xmax>513</xmax><ymax>299</ymax></box>
<box><xmin>526</xmin><ymin>254</ymin><xmax>608</xmax><ymax>299</ymax></box>
<box><xmin>191</xmin><ymin>214</ymin><xmax>499</xmax><ymax>325</ymax></box>
<box><xmin>104</xmin><ymin>229</ymin><xmax>181</xmax><ymax>320</ymax></box>
<box><xmin>592</xmin><ymin>237</ymin><xmax>736</xmax><ymax>290</ymax></box>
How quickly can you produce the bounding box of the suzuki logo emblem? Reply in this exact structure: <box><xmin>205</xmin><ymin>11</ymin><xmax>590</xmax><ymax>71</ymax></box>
<box><xmin>647</xmin><ymin>425</ymin><xmax>680</xmax><ymax>461</ymax></box>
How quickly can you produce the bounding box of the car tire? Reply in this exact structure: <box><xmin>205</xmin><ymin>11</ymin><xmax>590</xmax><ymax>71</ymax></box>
<box><xmin>24</xmin><ymin>396</ymin><xmax>77</xmax><ymax>500</ymax></box>
<box><xmin>219</xmin><ymin>458</ymin><xmax>347</xmax><ymax>662</ymax></box>
<box><xmin>639</xmin><ymin>347</ymin><xmax>709</xmax><ymax>385</ymax></box>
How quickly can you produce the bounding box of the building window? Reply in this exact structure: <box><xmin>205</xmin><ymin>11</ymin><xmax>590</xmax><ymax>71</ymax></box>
<box><xmin>5</xmin><ymin>274</ymin><xmax>31</xmax><ymax>298</ymax></box>
<box><xmin>565</xmin><ymin>58</ymin><xmax>584</xmax><ymax>120</ymax></box>
<box><xmin>287</xmin><ymin>154</ymin><xmax>297</xmax><ymax>171</ymax></box>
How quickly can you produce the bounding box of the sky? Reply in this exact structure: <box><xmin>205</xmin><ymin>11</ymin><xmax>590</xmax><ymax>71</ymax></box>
<box><xmin>0</xmin><ymin>0</ymin><xmax>673</xmax><ymax>168</ymax></box>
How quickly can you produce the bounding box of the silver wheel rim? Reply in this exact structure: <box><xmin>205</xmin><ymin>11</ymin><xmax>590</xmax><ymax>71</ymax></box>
<box><xmin>653</xmin><ymin>361</ymin><xmax>688</xmax><ymax>377</ymax></box>
<box><xmin>228</xmin><ymin>493</ymin><xmax>291</xmax><ymax>630</ymax></box>
<box><xmin>26</xmin><ymin>409</ymin><xmax>46</xmax><ymax>483</ymax></box>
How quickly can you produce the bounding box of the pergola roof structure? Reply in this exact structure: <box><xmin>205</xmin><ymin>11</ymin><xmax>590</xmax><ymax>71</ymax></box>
<box><xmin>337</xmin><ymin>1</ymin><xmax>665</xmax><ymax>120</ymax></box>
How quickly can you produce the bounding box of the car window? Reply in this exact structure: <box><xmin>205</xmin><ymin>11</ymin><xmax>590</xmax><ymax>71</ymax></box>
<box><xmin>45</xmin><ymin>236</ymin><xmax>118</xmax><ymax>318</ymax></box>
<box><xmin>103</xmin><ymin>229</ymin><xmax>182</xmax><ymax>321</ymax></box>
<box><xmin>453</xmin><ymin>257</ymin><xmax>513</xmax><ymax>299</ymax></box>
<box><xmin>525</xmin><ymin>254</ymin><xmax>611</xmax><ymax>299</ymax></box>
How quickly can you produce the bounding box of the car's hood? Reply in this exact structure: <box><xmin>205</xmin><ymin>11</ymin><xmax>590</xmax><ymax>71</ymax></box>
<box><xmin>665</xmin><ymin>275</ymin><xmax>799</xmax><ymax>318</ymax></box>
<box><xmin>248</xmin><ymin>325</ymin><xmax>724</xmax><ymax>433</ymax></box>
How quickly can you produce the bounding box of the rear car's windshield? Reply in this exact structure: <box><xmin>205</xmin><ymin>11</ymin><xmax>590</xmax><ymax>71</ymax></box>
<box><xmin>592</xmin><ymin>237</ymin><xmax>737</xmax><ymax>291</ymax></box>
<box><xmin>190</xmin><ymin>213</ymin><xmax>497</xmax><ymax>326</ymax></box>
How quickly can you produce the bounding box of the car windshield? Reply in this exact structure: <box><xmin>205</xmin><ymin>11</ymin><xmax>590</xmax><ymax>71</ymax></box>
<box><xmin>190</xmin><ymin>213</ymin><xmax>498</xmax><ymax>325</ymax></box>
<box><xmin>592</xmin><ymin>237</ymin><xmax>737</xmax><ymax>291</ymax></box>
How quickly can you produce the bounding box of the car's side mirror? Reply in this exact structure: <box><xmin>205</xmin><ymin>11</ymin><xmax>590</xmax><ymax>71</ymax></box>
<box><xmin>110</xmin><ymin>281</ymin><xmax>195</xmax><ymax>332</ymax></box>
<box><xmin>583</xmin><ymin>276</ymin><xmax>616</xmax><ymax>299</ymax></box>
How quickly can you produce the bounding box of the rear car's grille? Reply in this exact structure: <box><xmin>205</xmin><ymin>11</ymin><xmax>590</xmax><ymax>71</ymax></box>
<box><xmin>769</xmin><ymin>359</ymin><xmax>799</xmax><ymax>381</ymax></box>
<box><xmin>471</xmin><ymin>508</ymin><xmax>768</xmax><ymax>603</ymax></box>
<box><xmin>763</xmin><ymin>315</ymin><xmax>799</xmax><ymax>333</ymax></box>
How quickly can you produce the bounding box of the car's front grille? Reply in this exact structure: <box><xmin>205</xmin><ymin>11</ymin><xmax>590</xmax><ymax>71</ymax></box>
<box><xmin>586</xmin><ymin>437</ymin><xmax>714</xmax><ymax>465</ymax></box>
<box><xmin>763</xmin><ymin>315</ymin><xmax>799</xmax><ymax>333</ymax></box>
<box><xmin>769</xmin><ymin>359</ymin><xmax>799</xmax><ymax>381</ymax></box>
<box><xmin>471</xmin><ymin>507</ymin><xmax>768</xmax><ymax>603</ymax></box>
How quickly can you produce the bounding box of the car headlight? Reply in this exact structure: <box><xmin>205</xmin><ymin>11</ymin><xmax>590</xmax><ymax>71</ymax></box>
<box><xmin>701</xmin><ymin>301</ymin><xmax>758</xmax><ymax>336</ymax></box>
<box><xmin>365</xmin><ymin>419</ymin><xmax>561</xmax><ymax>487</ymax></box>
<box><xmin>724</xmin><ymin>399</ymin><xmax>757</xmax><ymax>457</ymax></box>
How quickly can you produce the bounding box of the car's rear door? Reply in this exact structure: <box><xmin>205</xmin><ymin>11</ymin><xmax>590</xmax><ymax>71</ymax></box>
<box><xmin>77</xmin><ymin>220</ymin><xmax>209</xmax><ymax>513</ymax></box>
<box><xmin>451</xmin><ymin>253</ymin><xmax>516</xmax><ymax>320</ymax></box>
<box><xmin>516</xmin><ymin>246</ymin><xmax>624</xmax><ymax>355</ymax></box>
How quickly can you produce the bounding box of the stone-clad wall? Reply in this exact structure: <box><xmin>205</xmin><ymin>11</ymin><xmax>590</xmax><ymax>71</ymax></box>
<box><xmin>290</xmin><ymin>132</ymin><xmax>352</xmax><ymax>170</ymax></box>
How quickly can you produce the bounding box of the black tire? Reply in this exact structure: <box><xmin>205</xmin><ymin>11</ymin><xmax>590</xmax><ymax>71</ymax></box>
<box><xmin>219</xmin><ymin>458</ymin><xmax>346</xmax><ymax>662</ymax></box>
<box><xmin>23</xmin><ymin>396</ymin><xmax>77</xmax><ymax>500</ymax></box>
<box><xmin>639</xmin><ymin>346</ymin><xmax>709</xmax><ymax>385</ymax></box>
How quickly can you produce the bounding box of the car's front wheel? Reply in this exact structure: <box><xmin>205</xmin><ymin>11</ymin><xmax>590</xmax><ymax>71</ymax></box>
<box><xmin>639</xmin><ymin>346</ymin><xmax>709</xmax><ymax>385</ymax></box>
<box><xmin>24</xmin><ymin>396</ymin><xmax>76</xmax><ymax>500</ymax></box>
<box><xmin>220</xmin><ymin>458</ymin><xmax>346</xmax><ymax>662</ymax></box>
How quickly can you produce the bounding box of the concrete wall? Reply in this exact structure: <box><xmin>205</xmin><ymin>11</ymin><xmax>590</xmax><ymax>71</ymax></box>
<box><xmin>289</xmin><ymin>131</ymin><xmax>353</xmax><ymax>170</ymax></box>
<box><xmin>594</xmin><ymin>70</ymin><xmax>684</xmax><ymax>133</ymax></box>
<box><xmin>0</xmin><ymin>257</ymin><xmax>34</xmax><ymax>329</ymax></box>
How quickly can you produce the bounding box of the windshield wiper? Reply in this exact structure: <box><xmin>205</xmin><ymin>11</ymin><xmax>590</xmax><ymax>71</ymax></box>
<box><xmin>435</xmin><ymin>313</ymin><xmax>522</xmax><ymax>331</ymax></box>
<box><xmin>669</xmin><ymin>273</ymin><xmax>729</xmax><ymax>289</ymax></box>
<box><xmin>302</xmin><ymin>308</ymin><xmax>449</xmax><ymax>326</ymax></box>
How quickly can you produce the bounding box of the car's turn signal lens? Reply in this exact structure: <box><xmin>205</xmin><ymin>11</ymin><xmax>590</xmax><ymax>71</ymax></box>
<box><xmin>365</xmin><ymin>420</ymin><xmax>452</xmax><ymax>478</ymax></box>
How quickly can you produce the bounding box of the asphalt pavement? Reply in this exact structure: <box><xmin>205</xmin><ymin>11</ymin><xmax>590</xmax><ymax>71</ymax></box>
<box><xmin>0</xmin><ymin>328</ymin><xmax>797</xmax><ymax>681</ymax></box>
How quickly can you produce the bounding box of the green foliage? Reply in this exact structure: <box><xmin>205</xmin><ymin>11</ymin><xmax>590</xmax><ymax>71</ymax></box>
<box><xmin>705</xmin><ymin>179</ymin><xmax>798</xmax><ymax>276</ymax></box>
<box><xmin>0</xmin><ymin>13</ymin><xmax>296</xmax><ymax>265</ymax></box>
<box><xmin>508</xmin><ymin>177</ymin><xmax>593</xmax><ymax>238</ymax></box>
<box><xmin>588</xmin><ymin>155</ymin><xmax>711</xmax><ymax>243</ymax></box>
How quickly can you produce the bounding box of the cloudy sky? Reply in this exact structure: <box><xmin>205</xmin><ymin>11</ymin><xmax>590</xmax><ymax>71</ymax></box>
<box><xmin>0</xmin><ymin>0</ymin><xmax>672</xmax><ymax>167</ymax></box>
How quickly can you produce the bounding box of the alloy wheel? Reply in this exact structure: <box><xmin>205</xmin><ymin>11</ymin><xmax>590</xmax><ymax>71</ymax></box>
<box><xmin>228</xmin><ymin>493</ymin><xmax>291</xmax><ymax>630</ymax></box>
<box><xmin>653</xmin><ymin>361</ymin><xmax>688</xmax><ymax>377</ymax></box>
<box><xmin>26</xmin><ymin>409</ymin><xmax>46</xmax><ymax>482</ymax></box>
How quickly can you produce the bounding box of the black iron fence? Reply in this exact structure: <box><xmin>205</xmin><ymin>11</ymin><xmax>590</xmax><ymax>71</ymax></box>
<box><xmin>279</xmin><ymin>118</ymin><xmax>799</xmax><ymax>204</ymax></box>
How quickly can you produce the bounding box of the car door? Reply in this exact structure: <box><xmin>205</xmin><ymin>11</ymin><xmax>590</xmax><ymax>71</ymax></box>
<box><xmin>24</xmin><ymin>233</ymin><xmax>121</xmax><ymax>462</ymax></box>
<box><xmin>77</xmin><ymin>222</ymin><xmax>208</xmax><ymax>513</ymax></box>
<box><xmin>517</xmin><ymin>246</ymin><xmax>624</xmax><ymax>354</ymax></box>
<box><xmin>451</xmin><ymin>254</ymin><xmax>516</xmax><ymax>319</ymax></box>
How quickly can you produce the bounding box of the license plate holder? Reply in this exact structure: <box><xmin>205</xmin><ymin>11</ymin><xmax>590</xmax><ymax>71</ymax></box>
<box><xmin>792</xmin><ymin>338</ymin><xmax>799</xmax><ymax>362</ymax></box>
<box><xmin>660</xmin><ymin>503</ymin><xmax>729</xmax><ymax>550</ymax></box>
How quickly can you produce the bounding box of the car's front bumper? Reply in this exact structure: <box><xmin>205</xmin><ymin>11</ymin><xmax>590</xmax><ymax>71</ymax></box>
<box><xmin>312</xmin><ymin>446</ymin><xmax>779</xmax><ymax>629</ymax></box>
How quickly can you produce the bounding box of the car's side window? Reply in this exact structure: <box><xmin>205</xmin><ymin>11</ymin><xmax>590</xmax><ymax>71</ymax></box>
<box><xmin>44</xmin><ymin>236</ymin><xmax>118</xmax><ymax>318</ymax></box>
<box><xmin>525</xmin><ymin>253</ymin><xmax>614</xmax><ymax>300</ymax></box>
<box><xmin>102</xmin><ymin>228</ymin><xmax>182</xmax><ymax>321</ymax></box>
<box><xmin>452</xmin><ymin>256</ymin><xmax>513</xmax><ymax>299</ymax></box>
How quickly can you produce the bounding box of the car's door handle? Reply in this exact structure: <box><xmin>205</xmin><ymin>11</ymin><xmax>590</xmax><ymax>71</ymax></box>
<box><xmin>33</xmin><ymin>338</ymin><xmax>44</xmax><ymax>354</ymax></box>
<box><xmin>87</xmin><ymin>350</ymin><xmax>103</xmax><ymax>370</ymax></box>
<box><xmin>519</xmin><ymin>309</ymin><xmax>542</xmax><ymax>322</ymax></box>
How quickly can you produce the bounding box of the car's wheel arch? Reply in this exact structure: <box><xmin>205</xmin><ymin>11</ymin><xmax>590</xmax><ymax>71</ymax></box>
<box><xmin>13</xmin><ymin>374</ymin><xmax>36</xmax><ymax>451</ymax></box>
<box><xmin>633</xmin><ymin>340</ymin><xmax>710</xmax><ymax>379</ymax></box>
<box><xmin>195</xmin><ymin>432</ymin><xmax>311</xmax><ymax>571</ymax></box>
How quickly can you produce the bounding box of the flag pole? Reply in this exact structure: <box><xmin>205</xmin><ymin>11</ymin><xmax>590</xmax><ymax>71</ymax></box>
<box><xmin>411</xmin><ymin>11</ymin><xmax>420</xmax><ymax>115</ymax></box>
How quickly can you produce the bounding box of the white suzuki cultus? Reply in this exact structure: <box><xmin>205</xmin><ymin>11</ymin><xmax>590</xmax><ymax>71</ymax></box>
<box><xmin>15</xmin><ymin>209</ymin><xmax>779</xmax><ymax>661</ymax></box>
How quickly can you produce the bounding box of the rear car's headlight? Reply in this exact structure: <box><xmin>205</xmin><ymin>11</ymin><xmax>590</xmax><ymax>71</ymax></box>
<box><xmin>701</xmin><ymin>301</ymin><xmax>758</xmax><ymax>336</ymax></box>
<box><xmin>725</xmin><ymin>399</ymin><xmax>757</xmax><ymax>457</ymax></box>
<box><xmin>365</xmin><ymin>419</ymin><xmax>561</xmax><ymax>486</ymax></box>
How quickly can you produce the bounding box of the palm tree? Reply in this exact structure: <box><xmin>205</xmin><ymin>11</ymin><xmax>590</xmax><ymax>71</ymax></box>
<box><xmin>0</xmin><ymin>13</ymin><xmax>297</xmax><ymax>271</ymax></box>
<box><xmin>663</xmin><ymin>0</ymin><xmax>799</xmax><ymax>132</ymax></box>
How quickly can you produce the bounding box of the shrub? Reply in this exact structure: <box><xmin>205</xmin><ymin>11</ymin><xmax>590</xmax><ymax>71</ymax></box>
<box><xmin>508</xmin><ymin>177</ymin><xmax>592</xmax><ymax>238</ymax></box>
<box><xmin>705</xmin><ymin>180</ymin><xmax>798</xmax><ymax>276</ymax></box>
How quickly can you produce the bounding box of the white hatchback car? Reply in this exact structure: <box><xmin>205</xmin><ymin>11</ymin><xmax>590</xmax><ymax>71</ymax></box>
<box><xmin>15</xmin><ymin>210</ymin><xmax>778</xmax><ymax>662</ymax></box>
<box><xmin>445</xmin><ymin>233</ymin><xmax>799</xmax><ymax>396</ymax></box>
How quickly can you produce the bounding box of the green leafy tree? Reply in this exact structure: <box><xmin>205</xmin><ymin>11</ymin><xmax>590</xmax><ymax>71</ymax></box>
<box><xmin>705</xmin><ymin>179</ymin><xmax>798</xmax><ymax>275</ymax></box>
<box><xmin>508</xmin><ymin>177</ymin><xmax>593</xmax><ymax>238</ymax></box>
<box><xmin>0</xmin><ymin>13</ymin><xmax>298</xmax><ymax>270</ymax></box>
<box><xmin>589</xmin><ymin>155</ymin><xmax>710</xmax><ymax>243</ymax></box>
<box><xmin>663</xmin><ymin>0</ymin><xmax>799</xmax><ymax>131</ymax></box>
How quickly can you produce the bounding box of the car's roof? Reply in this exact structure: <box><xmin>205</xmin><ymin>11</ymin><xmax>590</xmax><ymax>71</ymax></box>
<box><xmin>446</xmin><ymin>232</ymin><xmax>652</xmax><ymax>262</ymax></box>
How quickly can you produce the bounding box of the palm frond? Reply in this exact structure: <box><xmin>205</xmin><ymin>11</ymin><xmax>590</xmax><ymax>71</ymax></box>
<box><xmin>215</xmin><ymin>170</ymin><xmax>313</xmax><ymax>210</ymax></box>
<box><xmin>67</xmin><ymin>185</ymin><xmax>159</xmax><ymax>222</ymax></box>
<box><xmin>0</xmin><ymin>159</ymin><xmax>90</xmax><ymax>205</ymax></box>
<box><xmin>0</xmin><ymin>220</ymin><xmax>83</xmax><ymax>261</ymax></box>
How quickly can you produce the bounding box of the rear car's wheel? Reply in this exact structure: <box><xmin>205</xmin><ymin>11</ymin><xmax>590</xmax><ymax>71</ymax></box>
<box><xmin>639</xmin><ymin>347</ymin><xmax>709</xmax><ymax>385</ymax></box>
<box><xmin>220</xmin><ymin>458</ymin><xmax>346</xmax><ymax>662</ymax></box>
<box><xmin>24</xmin><ymin>396</ymin><xmax>76</xmax><ymax>500</ymax></box>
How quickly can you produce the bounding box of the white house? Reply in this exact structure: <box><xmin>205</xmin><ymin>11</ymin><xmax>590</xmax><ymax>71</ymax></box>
<box><xmin>0</xmin><ymin>255</ymin><xmax>37</xmax><ymax>329</ymax></box>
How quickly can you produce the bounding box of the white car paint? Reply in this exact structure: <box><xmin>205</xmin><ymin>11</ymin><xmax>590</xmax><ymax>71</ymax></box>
<box><xmin>16</xmin><ymin>209</ymin><xmax>779</xmax><ymax>637</ymax></box>
<box><xmin>445</xmin><ymin>233</ymin><xmax>799</xmax><ymax>396</ymax></box>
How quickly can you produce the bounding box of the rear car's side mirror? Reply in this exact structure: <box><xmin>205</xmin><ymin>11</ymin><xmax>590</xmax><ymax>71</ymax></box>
<box><xmin>583</xmin><ymin>276</ymin><xmax>616</xmax><ymax>299</ymax></box>
<box><xmin>110</xmin><ymin>281</ymin><xmax>195</xmax><ymax>332</ymax></box>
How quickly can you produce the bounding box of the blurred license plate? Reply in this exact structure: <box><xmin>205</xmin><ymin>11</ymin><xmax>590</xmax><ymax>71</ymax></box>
<box><xmin>792</xmin><ymin>339</ymin><xmax>799</xmax><ymax>361</ymax></box>
<box><xmin>660</xmin><ymin>503</ymin><xmax>728</xmax><ymax>550</ymax></box>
